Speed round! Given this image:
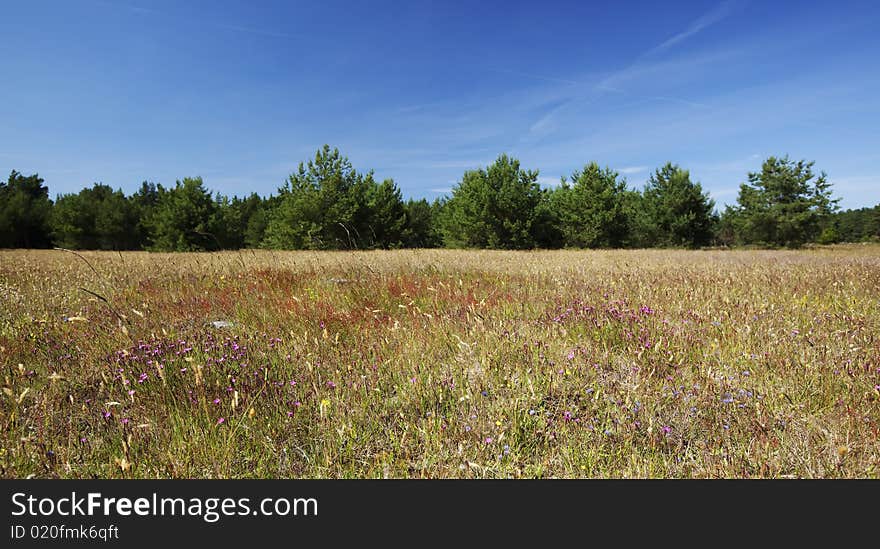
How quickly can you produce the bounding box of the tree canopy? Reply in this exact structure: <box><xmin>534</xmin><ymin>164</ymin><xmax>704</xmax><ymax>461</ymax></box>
<box><xmin>0</xmin><ymin>171</ymin><xmax>53</xmax><ymax>248</ymax></box>
<box><xmin>51</xmin><ymin>184</ymin><xmax>139</xmax><ymax>250</ymax></box>
<box><xmin>725</xmin><ymin>156</ymin><xmax>839</xmax><ymax>247</ymax></box>
<box><xmin>550</xmin><ymin>163</ymin><xmax>632</xmax><ymax>248</ymax></box>
<box><xmin>441</xmin><ymin>154</ymin><xmax>550</xmax><ymax>249</ymax></box>
<box><xmin>640</xmin><ymin>163</ymin><xmax>717</xmax><ymax>248</ymax></box>
<box><xmin>262</xmin><ymin>145</ymin><xmax>407</xmax><ymax>250</ymax></box>
<box><xmin>2</xmin><ymin>150</ymin><xmax>871</xmax><ymax>251</ymax></box>
<box><xmin>148</xmin><ymin>177</ymin><xmax>219</xmax><ymax>252</ymax></box>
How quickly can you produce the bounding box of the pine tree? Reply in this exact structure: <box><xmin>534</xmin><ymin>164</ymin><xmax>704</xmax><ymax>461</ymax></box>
<box><xmin>728</xmin><ymin>156</ymin><xmax>839</xmax><ymax>247</ymax></box>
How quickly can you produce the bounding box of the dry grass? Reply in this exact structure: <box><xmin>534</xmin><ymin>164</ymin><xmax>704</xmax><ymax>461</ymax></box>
<box><xmin>1</xmin><ymin>245</ymin><xmax>879</xmax><ymax>478</ymax></box>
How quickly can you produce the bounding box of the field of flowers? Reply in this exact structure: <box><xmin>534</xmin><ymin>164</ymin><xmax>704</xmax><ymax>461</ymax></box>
<box><xmin>1</xmin><ymin>246</ymin><xmax>878</xmax><ymax>478</ymax></box>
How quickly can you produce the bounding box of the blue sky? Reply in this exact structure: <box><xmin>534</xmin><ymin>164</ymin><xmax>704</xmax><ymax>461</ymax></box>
<box><xmin>2</xmin><ymin>0</ymin><xmax>879</xmax><ymax>209</ymax></box>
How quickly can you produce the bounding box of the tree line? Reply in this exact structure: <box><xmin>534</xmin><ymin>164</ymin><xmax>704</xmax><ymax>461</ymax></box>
<box><xmin>1</xmin><ymin>145</ymin><xmax>878</xmax><ymax>251</ymax></box>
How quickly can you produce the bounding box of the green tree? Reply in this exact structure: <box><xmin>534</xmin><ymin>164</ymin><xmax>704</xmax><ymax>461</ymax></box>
<box><xmin>49</xmin><ymin>192</ymin><xmax>90</xmax><ymax>249</ymax></box>
<box><xmin>263</xmin><ymin>173</ymin><xmax>322</xmax><ymax>249</ymax></box>
<box><xmin>642</xmin><ymin>163</ymin><xmax>717</xmax><ymax>248</ymax></box>
<box><xmin>402</xmin><ymin>198</ymin><xmax>442</xmax><ymax>248</ymax></box>
<box><xmin>129</xmin><ymin>181</ymin><xmax>162</xmax><ymax>249</ymax></box>
<box><xmin>239</xmin><ymin>192</ymin><xmax>269</xmax><ymax>248</ymax></box>
<box><xmin>50</xmin><ymin>183</ymin><xmax>139</xmax><ymax>249</ymax></box>
<box><xmin>728</xmin><ymin>156</ymin><xmax>839</xmax><ymax>247</ymax></box>
<box><xmin>550</xmin><ymin>163</ymin><xmax>631</xmax><ymax>248</ymax></box>
<box><xmin>0</xmin><ymin>171</ymin><xmax>53</xmax><ymax>248</ymax></box>
<box><xmin>831</xmin><ymin>205</ymin><xmax>880</xmax><ymax>242</ymax></box>
<box><xmin>871</xmin><ymin>205</ymin><xmax>880</xmax><ymax>240</ymax></box>
<box><xmin>149</xmin><ymin>177</ymin><xmax>219</xmax><ymax>251</ymax></box>
<box><xmin>263</xmin><ymin>146</ymin><xmax>373</xmax><ymax>249</ymax></box>
<box><xmin>211</xmin><ymin>194</ymin><xmax>244</xmax><ymax>249</ymax></box>
<box><xmin>441</xmin><ymin>154</ymin><xmax>546</xmax><ymax>249</ymax></box>
<box><xmin>366</xmin><ymin>178</ymin><xmax>407</xmax><ymax>248</ymax></box>
<box><xmin>716</xmin><ymin>207</ymin><xmax>739</xmax><ymax>247</ymax></box>
<box><xmin>345</xmin><ymin>172</ymin><xmax>378</xmax><ymax>249</ymax></box>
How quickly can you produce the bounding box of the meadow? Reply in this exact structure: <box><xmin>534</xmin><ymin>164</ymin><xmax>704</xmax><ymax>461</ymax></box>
<box><xmin>1</xmin><ymin>246</ymin><xmax>878</xmax><ymax>478</ymax></box>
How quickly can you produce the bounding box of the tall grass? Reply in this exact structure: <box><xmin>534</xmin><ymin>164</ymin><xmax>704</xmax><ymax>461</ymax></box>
<box><xmin>1</xmin><ymin>246</ymin><xmax>878</xmax><ymax>478</ymax></box>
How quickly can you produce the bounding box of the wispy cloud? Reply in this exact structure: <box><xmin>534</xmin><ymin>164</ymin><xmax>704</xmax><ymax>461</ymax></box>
<box><xmin>424</xmin><ymin>159</ymin><xmax>495</xmax><ymax>169</ymax></box>
<box><xmin>648</xmin><ymin>95</ymin><xmax>709</xmax><ymax>109</ymax></box>
<box><xmin>536</xmin><ymin>175</ymin><xmax>563</xmax><ymax>187</ymax></box>
<box><xmin>214</xmin><ymin>23</ymin><xmax>296</xmax><ymax>39</ymax></box>
<box><xmin>92</xmin><ymin>0</ymin><xmax>293</xmax><ymax>39</ymax></box>
<box><xmin>91</xmin><ymin>0</ymin><xmax>158</xmax><ymax>15</ymax></box>
<box><xmin>528</xmin><ymin>100</ymin><xmax>575</xmax><ymax>135</ymax></box>
<box><xmin>40</xmin><ymin>168</ymin><xmax>81</xmax><ymax>175</ymax></box>
<box><xmin>521</xmin><ymin>0</ymin><xmax>741</xmax><ymax>136</ymax></box>
<box><xmin>832</xmin><ymin>176</ymin><xmax>880</xmax><ymax>192</ymax></box>
<box><xmin>713</xmin><ymin>187</ymin><xmax>739</xmax><ymax>197</ymax></box>
<box><xmin>510</xmin><ymin>13</ymin><xmax>747</xmax><ymax>145</ymax></box>
<box><xmin>595</xmin><ymin>47</ymin><xmax>742</xmax><ymax>93</ymax></box>
<box><xmin>519</xmin><ymin>48</ymin><xmax>734</xmax><ymax>143</ymax></box>
<box><xmin>646</xmin><ymin>0</ymin><xmax>740</xmax><ymax>56</ymax></box>
<box><xmin>429</xmin><ymin>187</ymin><xmax>452</xmax><ymax>194</ymax></box>
<box><xmin>489</xmin><ymin>68</ymin><xmax>580</xmax><ymax>86</ymax></box>
<box><xmin>832</xmin><ymin>176</ymin><xmax>880</xmax><ymax>208</ymax></box>
<box><xmin>127</xmin><ymin>5</ymin><xmax>155</xmax><ymax>14</ymax></box>
<box><xmin>691</xmin><ymin>154</ymin><xmax>765</xmax><ymax>174</ymax></box>
<box><xmin>396</xmin><ymin>105</ymin><xmax>431</xmax><ymax>114</ymax></box>
<box><xmin>618</xmin><ymin>166</ymin><xmax>648</xmax><ymax>174</ymax></box>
